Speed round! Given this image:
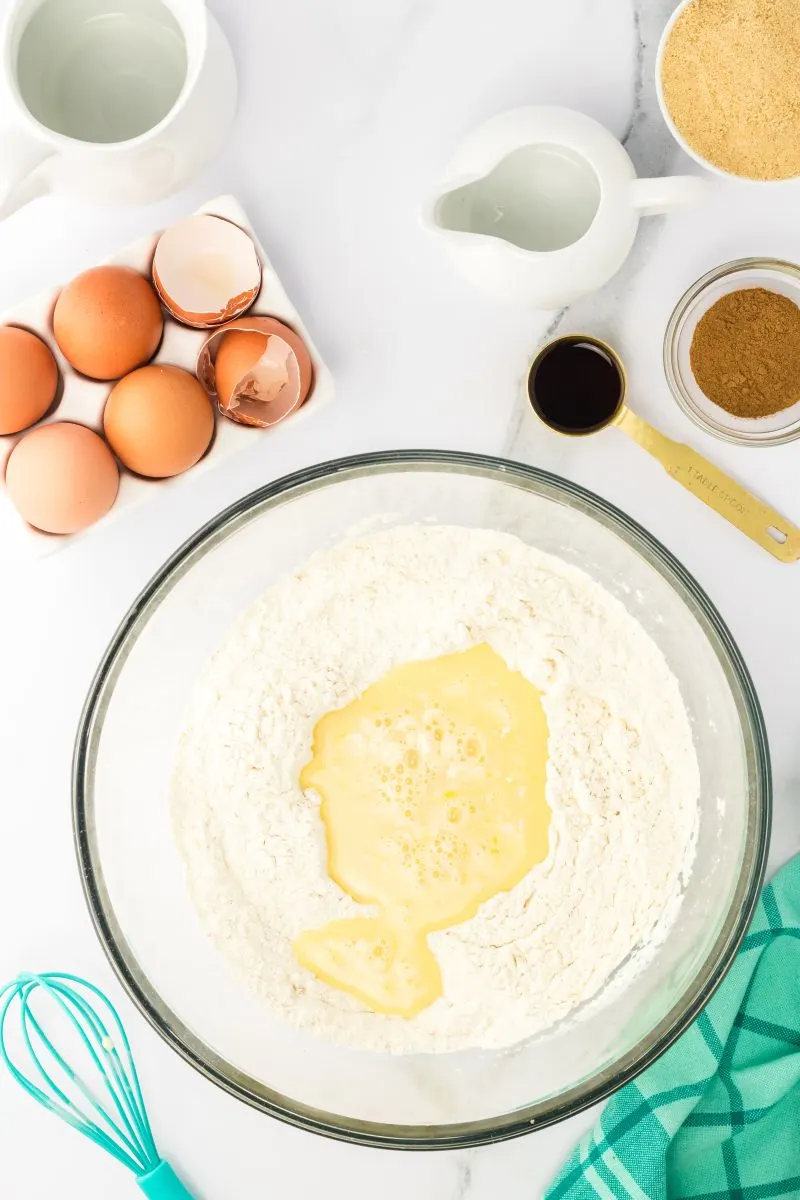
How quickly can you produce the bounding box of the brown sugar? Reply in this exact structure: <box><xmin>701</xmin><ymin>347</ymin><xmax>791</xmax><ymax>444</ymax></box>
<box><xmin>689</xmin><ymin>288</ymin><xmax>800</xmax><ymax>418</ymax></box>
<box><xmin>661</xmin><ymin>0</ymin><xmax>800</xmax><ymax>180</ymax></box>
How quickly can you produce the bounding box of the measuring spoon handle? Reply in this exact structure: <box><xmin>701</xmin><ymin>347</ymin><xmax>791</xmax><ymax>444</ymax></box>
<box><xmin>617</xmin><ymin>408</ymin><xmax>800</xmax><ymax>563</ymax></box>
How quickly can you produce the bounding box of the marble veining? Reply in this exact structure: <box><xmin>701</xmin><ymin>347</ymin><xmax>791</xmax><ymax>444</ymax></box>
<box><xmin>0</xmin><ymin>1</ymin><xmax>798</xmax><ymax>1198</ymax></box>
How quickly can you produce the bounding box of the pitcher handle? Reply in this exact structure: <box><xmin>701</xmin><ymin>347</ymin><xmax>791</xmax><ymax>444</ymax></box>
<box><xmin>0</xmin><ymin>127</ymin><xmax>56</xmax><ymax>219</ymax></box>
<box><xmin>630</xmin><ymin>175</ymin><xmax>706</xmax><ymax>217</ymax></box>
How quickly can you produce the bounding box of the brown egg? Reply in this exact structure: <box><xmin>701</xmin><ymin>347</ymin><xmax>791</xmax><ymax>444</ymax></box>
<box><xmin>53</xmin><ymin>266</ymin><xmax>163</xmax><ymax>380</ymax></box>
<box><xmin>0</xmin><ymin>326</ymin><xmax>59</xmax><ymax>435</ymax></box>
<box><xmin>5</xmin><ymin>422</ymin><xmax>119</xmax><ymax>534</ymax></box>
<box><xmin>214</xmin><ymin>329</ymin><xmax>268</xmax><ymax>408</ymax></box>
<box><xmin>104</xmin><ymin>364</ymin><xmax>214</xmax><ymax>478</ymax></box>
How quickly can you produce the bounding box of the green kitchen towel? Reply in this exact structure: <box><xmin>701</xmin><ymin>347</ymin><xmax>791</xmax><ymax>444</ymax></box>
<box><xmin>547</xmin><ymin>855</ymin><xmax>800</xmax><ymax>1200</ymax></box>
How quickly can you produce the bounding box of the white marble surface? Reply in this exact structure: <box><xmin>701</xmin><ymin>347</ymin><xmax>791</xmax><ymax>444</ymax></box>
<box><xmin>0</xmin><ymin>1</ymin><xmax>798</xmax><ymax>1197</ymax></box>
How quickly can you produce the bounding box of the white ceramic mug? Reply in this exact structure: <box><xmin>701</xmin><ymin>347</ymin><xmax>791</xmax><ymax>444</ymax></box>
<box><xmin>0</xmin><ymin>0</ymin><xmax>237</xmax><ymax>215</ymax></box>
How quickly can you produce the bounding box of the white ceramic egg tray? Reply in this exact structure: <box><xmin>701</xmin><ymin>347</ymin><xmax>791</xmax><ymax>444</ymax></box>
<box><xmin>0</xmin><ymin>195</ymin><xmax>334</xmax><ymax>558</ymax></box>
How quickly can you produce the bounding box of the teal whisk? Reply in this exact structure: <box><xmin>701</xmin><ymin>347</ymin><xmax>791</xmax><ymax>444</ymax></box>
<box><xmin>0</xmin><ymin>973</ymin><xmax>196</xmax><ymax>1198</ymax></box>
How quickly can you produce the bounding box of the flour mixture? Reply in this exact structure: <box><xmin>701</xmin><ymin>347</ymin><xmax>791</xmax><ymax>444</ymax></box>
<box><xmin>172</xmin><ymin>525</ymin><xmax>700</xmax><ymax>1054</ymax></box>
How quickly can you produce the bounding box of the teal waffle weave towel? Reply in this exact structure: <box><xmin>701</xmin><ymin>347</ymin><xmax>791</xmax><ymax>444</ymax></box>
<box><xmin>546</xmin><ymin>855</ymin><xmax>800</xmax><ymax>1200</ymax></box>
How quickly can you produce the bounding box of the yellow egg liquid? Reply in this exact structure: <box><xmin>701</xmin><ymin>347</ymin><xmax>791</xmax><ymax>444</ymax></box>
<box><xmin>293</xmin><ymin>644</ymin><xmax>550</xmax><ymax>1018</ymax></box>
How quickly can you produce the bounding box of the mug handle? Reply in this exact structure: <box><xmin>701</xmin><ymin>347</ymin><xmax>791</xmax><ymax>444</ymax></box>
<box><xmin>630</xmin><ymin>175</ymin><xmax>706</xmax><ymax>217</ymax></box>
<box><xmin>0</xmin><ymin>128</ymin><xmax>56</xmax><ymax>219</ymax></box>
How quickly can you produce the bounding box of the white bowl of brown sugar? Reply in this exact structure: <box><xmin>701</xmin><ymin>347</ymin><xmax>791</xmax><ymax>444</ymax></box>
<box><xmin>656</xmin><ymin>0</ymin><xmax>800</xmax><ymax>182</ymax></box>
<box><xmin>664</xmin><ymin>258</ymin><xmax>800</xmax><ymax>447</ymax></box>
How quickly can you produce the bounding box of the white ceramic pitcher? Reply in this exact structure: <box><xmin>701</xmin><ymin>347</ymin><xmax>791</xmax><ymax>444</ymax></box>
<box><xmin>422</xmin><ymin>107</ymin><xmax>704</xmax><ymax>308</ymax></box>
<box><xmin>0</xmin><ymin>0</ymin><xmax>236</xmax><ymax>215</ymax></box>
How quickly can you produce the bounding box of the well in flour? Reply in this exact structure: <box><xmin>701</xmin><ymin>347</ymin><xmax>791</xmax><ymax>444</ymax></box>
<box><xmin>172</xmin><ymin>525</ymin><xmax>700</xmax><ymax>1055</ymax></box>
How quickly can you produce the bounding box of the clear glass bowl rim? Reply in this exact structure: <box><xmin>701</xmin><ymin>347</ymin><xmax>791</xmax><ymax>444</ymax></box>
<box><xmin>663</xmin><ymin>257</ymin><xmax>800</xmax><ymax>447</ymax></box>
<box><xmin>72</xmin><ymin>449</ymin><xmax>771</xmax><ymax>1150</ymax></box>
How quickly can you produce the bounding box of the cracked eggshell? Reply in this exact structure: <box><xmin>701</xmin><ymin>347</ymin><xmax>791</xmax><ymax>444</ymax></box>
<box><xmin>197</xmin><ymin>316</ymin><xmax>314</xmax><ymax>428</ymax></box>
<box><xmin>152</xmin><ymin>214</ymin><xmax>262</xmax><ymax>329</ymax></box>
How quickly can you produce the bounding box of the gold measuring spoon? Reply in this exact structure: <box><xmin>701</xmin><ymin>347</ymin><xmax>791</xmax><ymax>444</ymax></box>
<box><xmin>527</xmin><ymin>335</ymin><xmax>800</xmax><ymax>563</ymax></box>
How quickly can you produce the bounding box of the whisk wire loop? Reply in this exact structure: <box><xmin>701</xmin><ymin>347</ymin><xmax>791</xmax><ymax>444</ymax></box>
<box><xmin>0</xmin><ymin>974</ymin><xmax>165</xmax><ymax>1178</ymax></box>
<box><xmin>21</xmin><ymin>977</ymin><xmax>150</xmax><ymax>1170</ymax></box>
<box><xmin>21</xmin><ymin>1006</ymin><xmax>141</xmax><ymax>1170</ymax></box>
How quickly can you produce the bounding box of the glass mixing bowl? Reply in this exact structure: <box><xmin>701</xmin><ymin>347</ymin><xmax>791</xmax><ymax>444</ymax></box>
<box><xmin>73</xmin><ymin>451</ymin><xmax>770</xmax><ymax>1149</ymax></box>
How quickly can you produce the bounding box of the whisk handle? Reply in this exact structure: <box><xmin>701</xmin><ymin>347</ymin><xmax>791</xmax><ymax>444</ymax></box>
<box><xmin>137</xmin><ymin>1161</ymin><xmax>197</xmax><ymax>1199</ymax></box>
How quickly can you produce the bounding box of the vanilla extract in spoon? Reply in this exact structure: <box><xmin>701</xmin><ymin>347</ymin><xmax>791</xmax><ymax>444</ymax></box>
<box><xmin>527</xmin><ymin>337</ymin><xmax>622</xmax><ymax>433</ymax></box>
<box><xmin>526</xmin><ymin>334</ymin><xmax>800</xmax><ymax>561</ymax></box>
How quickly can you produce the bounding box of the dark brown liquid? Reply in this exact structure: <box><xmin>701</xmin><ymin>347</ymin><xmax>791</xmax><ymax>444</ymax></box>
<box><xmin>528</xmin><ymin>338</ymin><xmax>623</xmax><ymax>434</ymax></box>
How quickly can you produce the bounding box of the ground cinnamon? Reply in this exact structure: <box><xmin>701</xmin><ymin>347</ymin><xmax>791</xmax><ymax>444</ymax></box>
<box><xmin>689</xmin><ymin>287</ymin><xmax>800</xmax><ymax>419</ymax></box>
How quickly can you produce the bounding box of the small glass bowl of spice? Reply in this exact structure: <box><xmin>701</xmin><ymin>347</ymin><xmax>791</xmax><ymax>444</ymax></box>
<box><xmin>664</xmin><ymin>258</ymin><xmax>800</xmax><ymax>447</ymax></box>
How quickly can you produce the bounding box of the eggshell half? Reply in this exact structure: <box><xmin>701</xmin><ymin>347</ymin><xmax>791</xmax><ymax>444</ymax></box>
<box><xmin>5</xmin><ymin>422</ymin><xmax>119</xmax><ymax>534</ymax></box>
<box><xmin>197</xmin><ymin>316</ymin><xmax>313</xmax><ymax>427</ymax></box>
<box><xmin>152</xmin><ymin>215</ymin><xmax>262</xmax><ymax>328</ymax></box>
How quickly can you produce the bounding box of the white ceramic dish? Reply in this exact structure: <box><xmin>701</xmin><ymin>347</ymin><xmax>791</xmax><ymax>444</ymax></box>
<box><xmin>0</xmin><ymin>194</ymin><xmax>333</xmax><ymax>558</ymax></box>
<box><xmin>655</xmin><ymin>0</ymin><xmax>798</xmax><ymax>184</ymax></box>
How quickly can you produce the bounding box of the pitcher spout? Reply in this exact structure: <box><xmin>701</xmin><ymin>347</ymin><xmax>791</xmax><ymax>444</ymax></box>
<box><xmin>420</xmin><ymin>177</ymin><xmax>478</xmax><ymax>238</ymax></box>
